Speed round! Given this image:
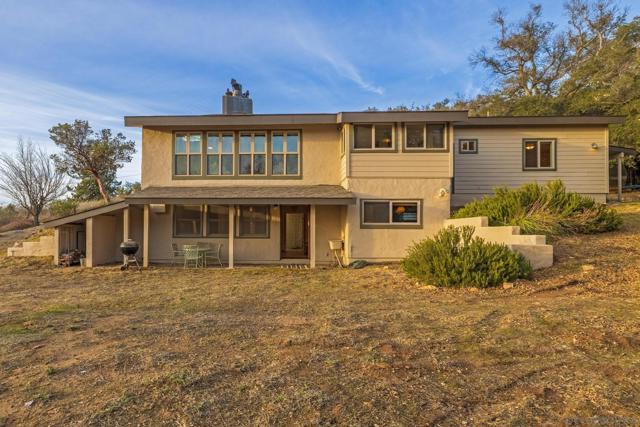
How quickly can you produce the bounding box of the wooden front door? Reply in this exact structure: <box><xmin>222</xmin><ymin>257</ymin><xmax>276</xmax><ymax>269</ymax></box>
<box><xmin>280</xmin><ymin>205</ymin><xmax>309</xmax><ymax>259</ymax></box>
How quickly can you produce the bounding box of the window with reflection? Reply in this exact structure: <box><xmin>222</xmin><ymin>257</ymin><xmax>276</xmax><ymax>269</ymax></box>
<box><xmin>237</xmin><ymin>206</ymin><xmax>270</xmax><ymax>237</ymax></box>
<box><xmin>239</xmin><ymin>133</ymin><xmax>266</xmax><ymax>175</ymax></box>
<box><xmin>174</xmin><ymin>205</ymin><xmax>202</xmax><ymax>236</ymax></box>
<box><xmin>361</xmin><ymin>200</ymin><xmax>421</xmax><ymax>227</ymax></box>
<box><xmin>206</xmin><ymin>205</ymin><xmax>229</xmax><ymax>236</ymax></box>
<box><xmin>175</xmin><ymin>133</ymin><xmax>202</xmax><ymax>175</ymax></box>
<box><xmin>272</xmin><ymin>131</ymin><xmax>299</xmax><ymax>175</ymax></box>
<box><xmin>523</xmin><ymin>139</ymin><xmax>555</xmax><ymax>170</ymax></box>
<box><xmin>206</xmin><ymin>133</ymin><xmax>234</xmax><ymax>176</ymax></box>
<box><xmin>353</xmin><ymin>124</ymin><xmax>394</xmax><ymax>150</ymax></box>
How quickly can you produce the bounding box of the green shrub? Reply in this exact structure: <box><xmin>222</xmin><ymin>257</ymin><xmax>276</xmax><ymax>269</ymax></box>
<box><xmin>49</xmin><ymin>198</ymin><xmax>79</xmax><ymax>218</ymax></box>
<box><xmin>402</xmin><ymin>226</ymin><xmax>532</xmax><ymax>288</ymax></box>
<box><xmin>453</xmin><ymin>180</ymin><xmax>621</xmax><ymax>236</ymax></box>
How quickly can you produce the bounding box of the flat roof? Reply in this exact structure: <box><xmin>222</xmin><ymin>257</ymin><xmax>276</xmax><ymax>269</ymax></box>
<box><xmin>456</xmin><ymin>116</ymin><xmax>625</xmax><ymax>126</ymax></box>
<box><xmin>43</xmin><ymin>200</ymin><xmax>128</xmax><ymax>228</ymax></box>
<box><xmin>125</xmin><ymin>185</ymin><xmax>356</xmax><ymax>205</ymax></box>
<box><xmin>124</xmin><ymin>110</ymin><xmax>469</xmax><ymax>127</ymax></box>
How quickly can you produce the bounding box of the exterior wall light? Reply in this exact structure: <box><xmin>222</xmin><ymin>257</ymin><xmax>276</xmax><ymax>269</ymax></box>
<box><xmin>591</xmin><ymin>143</ymin><xmax>599</xmax><ymax>150</ymax></box>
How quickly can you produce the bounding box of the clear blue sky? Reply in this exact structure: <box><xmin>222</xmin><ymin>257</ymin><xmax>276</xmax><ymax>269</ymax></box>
<box><xmin>1</xmin><ymin>0</ymin><xmax>638</xmax><ymax>185</ymax></box>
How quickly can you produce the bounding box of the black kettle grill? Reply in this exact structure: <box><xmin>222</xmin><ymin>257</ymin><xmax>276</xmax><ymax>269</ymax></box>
<box><xmin>120</xmin><ymin>239</ymin><xmax>140</xmax><ymax>270</ymax></box>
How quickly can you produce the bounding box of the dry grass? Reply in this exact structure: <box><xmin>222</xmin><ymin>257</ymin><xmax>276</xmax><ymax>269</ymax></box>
<box><xmin>1</xmin><ymin>204</ymin><xmax>640</xmax><ymax>426</ymax></box>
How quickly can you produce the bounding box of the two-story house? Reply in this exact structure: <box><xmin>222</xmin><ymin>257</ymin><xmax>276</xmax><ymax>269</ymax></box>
<box><xmin>45</xmin><ymin>83</ymin><xmax>623</xmax><ymax>268</ymax></box>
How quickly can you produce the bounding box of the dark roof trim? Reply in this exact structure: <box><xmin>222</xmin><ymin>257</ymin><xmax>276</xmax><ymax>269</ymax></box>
<box><xmin>456</xmin><ymin>116</ymin><xmax>625</xmax><ymax>126</ymax></box>
<box><xmin>125</xmin><ymin>110</ymin><xmax>470</xmax><ymax>127</ymax></box>
<box><xmin>126</xmin><ymin>197</ymin><xmax>355</xmax><ymax>205</ymax></box>
<box><xmin>43</xmin><ymin>201</ymin><xmax>128</xmax><ymax>228</ymax></box>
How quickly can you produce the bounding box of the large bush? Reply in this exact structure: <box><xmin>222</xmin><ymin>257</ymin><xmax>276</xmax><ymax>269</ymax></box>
<box><xmin>402</xmin><ymin>226</ymin><xmax>532</xmax><ymax>288</ymax></box>
<box><xmin>453</xmin><ymin>180</ymin><xmax>621</xmax><ymax>236</ymax></box>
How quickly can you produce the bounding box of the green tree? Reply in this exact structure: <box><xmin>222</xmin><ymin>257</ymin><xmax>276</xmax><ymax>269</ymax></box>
<box><xmin>71</xmin><ymin>169</ymin><xmax>121</xmax><ymax>201</ymax></box>
<box><xmin>49</xmin><ymin>120</ymin><xmax>136</xmax><ymax>203</ymax></box>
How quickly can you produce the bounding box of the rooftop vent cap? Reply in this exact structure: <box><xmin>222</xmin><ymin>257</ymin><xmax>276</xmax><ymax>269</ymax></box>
<box><xmin>222</xmin><ymin>79</ymin><xmax>253</xmax><ymax>115</ymax></box>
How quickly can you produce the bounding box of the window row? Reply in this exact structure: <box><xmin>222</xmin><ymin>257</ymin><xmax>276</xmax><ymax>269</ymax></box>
<box><xmin>456</xmin><ymin>138</ymin><xmax>556</xmax><ymax>170</ymax></box>
<box><xmin>361</xmin><ymin>200</ymin><xmax>421</xmax><ymax>227</ymax></box>
<box><xmin>353</xmin><ymin>123</ymin><xmax>447</xmax><ymax>151</ymax></box>
<box><xmin>174</xmin><ymin>205</ymin><xmax>270</xmax><ymax>238</ymax></box>
<box><xmin>174</xmin><ymin>131</ymin><xmax>300</xmax><ymax>177</ymax></box>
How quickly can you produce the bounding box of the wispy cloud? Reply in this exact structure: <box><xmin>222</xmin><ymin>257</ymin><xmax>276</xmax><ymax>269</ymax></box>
<box><xmin>0</xmin><ymin>71</ymin><xmax>163</xmax><ymax>182</ymax></box>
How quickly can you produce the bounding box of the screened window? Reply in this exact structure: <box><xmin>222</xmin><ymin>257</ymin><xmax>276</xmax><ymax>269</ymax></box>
<box><xmin>206</xmin><ymin>205</ymin><xmax>229</xmax><ymax>236</ymax></box>
<box><xmin>426</xmin><ymin>124</ymin><xmax>445</xmax><ymax>149</ymax></box>
<box><xmin>523</xmin><ymin>139</ymin><xmax>555</xmax><ymax>170</ymax></box>
<box><xmin>405</xmin><ymin>124</ymin><xmax>425</xmax><ymax>149</ymax></box>
<box><xmin>238</xmin><ymin>132</ymin><xmax>266</xmax><ymax>175</ymax></box>
<box><xmin>174</xmin><ymin>205</ymin><xmax>202</xmax><ymax>237</ymax></box>
<box><xmin>237</xmin><ymin>206</ymin><xmax>269</xmax><ymax>237</ymax></box>
<box><xmin>361</xmin><ymin>200</ymin><xmax>420</xmax><ymax>226</ymax></box>
<box><xmin>353</xmin><ymin>124</ymin><xmax>394</xmax><ymax>150</ymax></box>
<box><xmin>206</xmin><ymin>132</ymin><xmax>234</xmax><ymax>176</ymax></box>
<box><xmin>459</xmin><ymin>139</ymin><xmax>478</xmax><ymax>154</ymax></box>
<box><xmin>272</xmin><ymin>131</ymin><xmax>299</xmax><ymax>175</ymax></box>
<box><xmin>175</xmin><ymin>133</ymin><xmax>202</xmax><ymax>175</ymax></box>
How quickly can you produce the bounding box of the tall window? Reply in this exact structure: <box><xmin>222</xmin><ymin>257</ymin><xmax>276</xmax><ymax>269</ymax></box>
<box><xmin>239</xmin><ymin>133</ymin><xmax>266</xmax><ymax>175</ymax></box>
<box><xmin>361</xmin><ymin>200</ymin><xmax>420</xmax><ymax>227</ymax></box>
<box><xmin>237</xmin><ymin>206</ymin><xmax>270</xmax><ymax>237</ymax></box>
<box><xmin>175</xmin><ymin>133</ymin><xmax>202</xmax><ymax>175</ymax></box>
<box><xmin>523</xmin><ymin>139</ymin><xmax>556</xmax><ymax>170</ymax></box>
<box><xmin>272</xmin><ymin>131</ymin><xmax>299</xmax><ymax>175</ymax></box>
<box><xmin>403</xmin><ymin>123</ymin><xmax>446</xmax><ymax>150</ymax></box>
<box><xmin>353</xmin><ymin>124</ymin><xmax>394</xmax><ymax>150</ymax></box>
<box><xmin>174</xmin><ymin>205</ymin><xmax>202</xmax><ymax>237</ymax></box>
<box><xmin>206</xmin><ymin>133</ymin><xmax>234</xmax><ymax>175</ymax></box>
<box><xmin>206</xmin><ymin>205</ymin><xmax>229</xmax><ymax>236</ymax></box>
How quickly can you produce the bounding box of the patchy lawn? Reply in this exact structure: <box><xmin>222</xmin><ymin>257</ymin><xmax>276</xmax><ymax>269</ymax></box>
<box><xmin>1</xmin><ymin>205</ymin><xmax>639</xmax><ymax>426</ymax></box>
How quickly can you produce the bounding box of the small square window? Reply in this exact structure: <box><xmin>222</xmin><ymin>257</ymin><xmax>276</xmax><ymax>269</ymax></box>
<box><xmin>459</xmin><ymin>139</ymin><xmax>478</xmax><ymax>154</ymax></box>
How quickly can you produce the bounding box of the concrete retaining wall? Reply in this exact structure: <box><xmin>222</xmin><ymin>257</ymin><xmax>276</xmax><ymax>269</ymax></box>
<box><xmin>443</xmin><ymin>216</ymin><xmax>553</xmax><ymax>269</ymax></box>
<box><xmin>7</xmin><ymin>235</ymin><xmax>55</xmax><ymax>257</ymax></box>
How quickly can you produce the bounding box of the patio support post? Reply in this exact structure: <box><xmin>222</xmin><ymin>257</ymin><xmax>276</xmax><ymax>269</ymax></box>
<box><xmin>86</xmin><ymin>217</ymin><xmax>94</xmax><ymax>267</ymax></box>
<box><xmin>617</xmin><ymin>153</ymin><xmax>624</xmax><ymax>202</ymax></box>
<box><xmin>143</xmin><ymin>204</ymin><xmax>149</xmax><ymax>268</ymax></box>
<box><xmin>123</xmin><ymin>207</ymin><xmax>130</xmax><ymax>264</ymax></box>
<box><xmin>228</xmin><ymin>205</ymin><xmax>234</xmax><ymax>269</ymax></box>
<box><xmin>53</xmin><ymin>227</ymin><xmax>60</xmax><ymax>266</ymax></box>
<box><xmin>310</xmin><ymin>205</ymin><xmax>316</xmax><ymax>268</ymax></box>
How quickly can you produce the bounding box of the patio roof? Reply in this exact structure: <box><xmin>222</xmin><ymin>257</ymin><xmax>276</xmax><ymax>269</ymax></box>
<box><xmin>125</xmin><ymin>185</ymin><xmax>356</xmax><ymax>205</ymax></box>
<box><xmin>43</xmin><ymin>200</ymin><xmax>128</xmax><ymax>228</ymax></box>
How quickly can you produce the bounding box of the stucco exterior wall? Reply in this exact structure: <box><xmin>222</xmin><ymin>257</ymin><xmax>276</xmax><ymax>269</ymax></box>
<box><xmin>343</xmin><ymin>177</ymin><xmax>451</xmax><ymax>261</ymax></box>
<box><xmin>141</xmin><ymin>124</ymin><xmax>341</xmax><ymax>188</ymax></box>
<box><xmin>87</xmin><ymin>215</ymin><xmax>120</xmax><ymax>266</ymax></box>
<box><xmin>452</xmin><ymin>125</ymin><xmax>609</xmax><ymax>206</ymax></box>
<box><xmin>145</xmin><ymin>204</ymin><xmax>343</xmax><ymax>264</ymax></box>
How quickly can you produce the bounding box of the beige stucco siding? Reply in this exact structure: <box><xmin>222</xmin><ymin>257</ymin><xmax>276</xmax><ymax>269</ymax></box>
<box><xmin>146</xmin><ymin>204</ymin><xmax>342</xmax><ymax>264</ymax></box>
<box><xmin>344</xmin><ymin>178</ymin><xmax>451</xmax><ymax>261</ymax></box>
<box><xmin>141</xmin><ymin>125</ymin><xmax>341</xmax><ymax>188</ymax></box>
<box><xmin>453</xmin><ymin>126</ymin><xmax>608</xmax><ymax>205</ymax></box>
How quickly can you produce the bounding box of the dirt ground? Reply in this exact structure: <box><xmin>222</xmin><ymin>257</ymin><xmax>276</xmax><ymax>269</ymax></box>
<box><xmin>1</xmin><ymin>204</ymin><xmax>639</xmax><ymax>426</ymax></box>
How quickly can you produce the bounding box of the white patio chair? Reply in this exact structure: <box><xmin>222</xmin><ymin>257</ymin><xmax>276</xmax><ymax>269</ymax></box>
<box><xmin>170</xmin><ymin>243</ymin><xmax>184</xmax><ymax>266</ymax></box>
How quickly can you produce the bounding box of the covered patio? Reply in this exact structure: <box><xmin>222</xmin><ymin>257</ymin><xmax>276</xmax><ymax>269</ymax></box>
<box><xmin>46</xmin><ymin>185</ymin><xmax>355</xmax><ymax>268</ymax></box>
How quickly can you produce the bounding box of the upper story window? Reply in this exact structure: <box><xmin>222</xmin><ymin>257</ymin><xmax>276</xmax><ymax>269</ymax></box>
<box><xmin>206</xmin><ymin>133</ymin><xmax>234</xmax><ymax>176</ymax></box>
<box><xmin>175</xmin><ymin>133</ymin><xmax>202</xmax><ymax>175</ymax></box>
<box><xmin>239</xmin><ymin>132</ymin><xmax>266</xmax><ymax>175</ymax></box>
<box><xmin>523</xmin><ymin>139</ymin><xmax>556</xmax><ymax>170</ymax></box>
<box><xmin>404</xmin><ymin>123</ymin><xmax>446</xmax><ymax>150</ymax></box>
<box><xmin>353</xmin><ymin>124</ymin><xmax>394</xmax><ymax>150</ymax></box>
<box><xmin>272</xmin><ymin>131</ymin><xmax>300</xmax><ymax>175</ymax></box>
<box><xmin>459</xmin><ymin>139</ymin><xmax>478</xmax><ymax>154</ymax></box>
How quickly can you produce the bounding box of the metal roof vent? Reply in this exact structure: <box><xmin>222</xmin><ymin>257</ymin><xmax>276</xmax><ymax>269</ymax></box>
<box><xmin>222</xmin><ymin>79</ymin><xmax>253</xmax><ymax>115</ymax></box>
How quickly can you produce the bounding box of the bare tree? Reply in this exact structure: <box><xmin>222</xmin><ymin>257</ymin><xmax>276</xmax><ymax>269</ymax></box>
<box><xmin>0</xmin><ymin>138</ymin><xmax>68</xmax><ymax>225</ymax></box>
<box><xmin>471</xmin><ymin>4</ymin><xmax>569</xmax><ymax>97</ymax></box>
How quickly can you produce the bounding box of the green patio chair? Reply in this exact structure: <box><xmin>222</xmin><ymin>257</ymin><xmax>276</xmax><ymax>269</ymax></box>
<box><xmin>170</xmin><ymin>243</ymin><xmax>184</xmax><ymax>266</ymax></box>
<box><xmin>198</xmin><ymin>242</ymin><xmax>223</xmax><ymax>268</ymax></box>
<box><xmin>183</xmin><ymin>244</ymin><xmax>200</xmax><ymax>269</ymax></box>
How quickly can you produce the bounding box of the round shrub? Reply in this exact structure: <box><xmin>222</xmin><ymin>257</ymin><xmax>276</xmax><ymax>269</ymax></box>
<box><xmin>402</xmin><ymin>226</ymin><xmax>532</xmax><ymax>288</ymax></box>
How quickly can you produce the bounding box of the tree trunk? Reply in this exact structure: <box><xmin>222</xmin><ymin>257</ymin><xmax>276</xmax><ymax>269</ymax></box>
<box><xmin>33</xmin><ymin>212</ymin><xmax>40</xmax><ymax>226</ymax></box>
<box><xmin>92</xmin><ymin>171</ymin><xmax>110</xmax><ymax>203</ymax></box>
